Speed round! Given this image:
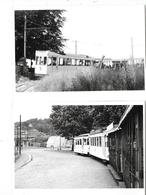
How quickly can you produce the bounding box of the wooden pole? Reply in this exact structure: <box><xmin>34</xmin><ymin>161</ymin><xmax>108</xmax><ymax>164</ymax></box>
<box><xmin>24</xmin><ymin>15</ymin><xmax>27</xmax><ymax>59</ymax></box>
<box><xmin>131</xmin><ymin>37</ymin><xmax>134</xmax><ymax>65</ymax></box>
<box><xmin>19</xmin><ymin>115</ymin><xmax>22</xmax><ymax>155</ymax></box>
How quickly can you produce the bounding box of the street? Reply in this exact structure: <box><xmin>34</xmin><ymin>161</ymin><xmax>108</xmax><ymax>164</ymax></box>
<box><xmin>15</xmin><ymin>148</ymin><xmax>118</xmax><ymax>188</ymax></box>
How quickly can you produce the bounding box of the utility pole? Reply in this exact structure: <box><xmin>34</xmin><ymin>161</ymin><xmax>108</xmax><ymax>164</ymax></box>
<box><xmin>16</xmin><ymin>125</ymin><xmax>19</xmax><ymax>152</ymax></box>
<box><xmin>19</xmin><ymin>115</ymin><xmax>22</xmax><ymax>155</ymax></box>
<box><xmin>24</xmin><ymin>14</ymin><xmax>27</xmax><ymax>59</ymax></box>
<box><xmin>131</xmin><ymin>37</ymin><xmax>134</xmax><ymax>65</ymax></box>
<box><xmin>60</xmin><ymin>136</ymin><xmax>61</xmax><ymax>151</ymax></box>
<box><xmin>75</xmin><ymin>40</ymin><xmax>77</xmax><ymax>55</ymax></box>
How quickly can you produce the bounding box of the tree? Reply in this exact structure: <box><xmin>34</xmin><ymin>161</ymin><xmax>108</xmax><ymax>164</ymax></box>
<box><xmin>92</xmin><ymin>105</ymin><xmax>127</xmax><ymax>129</ymax></box>
<box><xmin>50</xmin><ymin>105</ymin><xmax>127</xmax><ymax>140</ymax></box>
<box><xmin>50</xmin><ymin>106</ymin><xmax>94</xmax><ymax>139</ymax></box>
<box><xmin>15</xmin><ymin>118</ymin><xmax>56</xmax><ymax>136</ymax></box>
<box><xmin>15</xmin><ymin>10</ymin><xmax>66</xmax><ymax>62</ymax></box>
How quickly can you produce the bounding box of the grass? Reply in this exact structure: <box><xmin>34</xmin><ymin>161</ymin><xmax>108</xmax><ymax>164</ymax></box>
<box><xmin>27</xmin><ymin>65</ymin><xmax>145</xmax><ymax>91</ymax></box>
<box><xmin>69</xmin><ymin>65</ymin><xmax>145</xmax><ymax>91</ymax></box>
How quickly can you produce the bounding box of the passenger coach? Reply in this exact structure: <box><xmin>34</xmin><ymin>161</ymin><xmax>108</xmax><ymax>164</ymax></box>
<box><xmin>74</xmin><ymin>134</ymin><xmax>90</xmax><ymax>155</ymax></box>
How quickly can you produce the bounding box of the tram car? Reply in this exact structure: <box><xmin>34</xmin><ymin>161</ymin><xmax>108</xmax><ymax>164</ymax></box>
<box><xmin>74</xmin><ymin>133</ymin><xmax>90</xmax><ymax>155</ymax></box>
<box><xmin>108</xmin><ymin>105</ymin><xmax>143</xmax><ymax>188</ymax></box>
<box><xmin>74</xmin><ymin>129</ymin><xmax>110</xmax><ymax>161</ymax></box>
<box><xmin>89</xmin><ymin>129</ymin><xmax>109</xmax><ymax>161</ymax></box>
<box><xmin>34</xmin><ymin>50</ymin><xmax>99</xmax><ymax>75</ymax></box>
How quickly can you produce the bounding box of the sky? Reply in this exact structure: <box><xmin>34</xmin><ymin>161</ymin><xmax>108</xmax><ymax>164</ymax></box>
<box><xmin>62</xmin><ymin>5</ymin><xmax>145</xmax><ymax>59</ymax></box>
<box><xmin>14</xmin><ymin>94</ymin><xmax>53</xmax><ymax>122</ymax></box>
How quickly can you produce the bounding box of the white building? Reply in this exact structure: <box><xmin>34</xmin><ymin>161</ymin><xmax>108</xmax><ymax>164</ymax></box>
<box><xmin>46</xmin><ymin>136</ymin><xmax>72</xmax><ymax>150</ymax></box>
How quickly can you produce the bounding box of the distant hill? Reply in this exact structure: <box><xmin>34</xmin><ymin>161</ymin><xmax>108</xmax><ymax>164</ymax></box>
<box><xmin>15</xmin><ymin>118</ymin><xmax>57</xmax><ymax>136</ymax></box>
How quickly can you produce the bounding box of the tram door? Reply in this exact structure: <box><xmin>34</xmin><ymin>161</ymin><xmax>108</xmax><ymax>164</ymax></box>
<box><xmin>35</xmin><ymin>56</ymin><xmax>48</xmax><ymax>75</ymax></box>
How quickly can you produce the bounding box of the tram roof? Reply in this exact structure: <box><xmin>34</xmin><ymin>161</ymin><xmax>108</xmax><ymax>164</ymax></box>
<box><xmin>35</xmin><ymin>50</ymin><xmax>100</xmax><ymax>61</ymax></box>
<box><xmin>74</xmin><ymin>133</ymin><xmax>89</xmax><ymax>138</ymax></box>
<box><xmin>118</xmin><ymin>105</ymin><xmax>133</xmax><ymax>127</ymax></box>
<box><xmin>108</xmin><ymin>105</ymin><xmax>133</xmax><ymax>134</ymax></box>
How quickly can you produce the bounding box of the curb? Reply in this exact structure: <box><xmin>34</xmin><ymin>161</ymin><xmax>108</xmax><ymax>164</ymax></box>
<box><xmin>107</xmin><ymin>164</ymin><xmax>126</xmax><ymax>188</ymax></box>
<box><xmin>15</xmin><ymin>154</ymin><xmax>33</xmax><ymax>171</ymax></box>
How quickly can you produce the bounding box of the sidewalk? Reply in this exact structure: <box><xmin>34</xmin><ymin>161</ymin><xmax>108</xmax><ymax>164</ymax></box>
<box><xmin>15</xmin><ymin>152</ymin><xmax>32</xmax><ymax>171</ymax></box>
<box><xmin>107</xmin><ymin>164</ymin><xmax>126</xmax><ymax>188</ymax></box>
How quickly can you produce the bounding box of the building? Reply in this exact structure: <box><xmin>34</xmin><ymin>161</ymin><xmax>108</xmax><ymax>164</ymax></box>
<box><xmin>46</xmin><ymin>136</ymin><xmax>72</xmax><ymax>150</ymax></box>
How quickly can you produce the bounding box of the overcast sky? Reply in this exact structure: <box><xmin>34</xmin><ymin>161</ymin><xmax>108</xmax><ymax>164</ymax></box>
<box><xmin>62</xmin><ymin>5</ymin><xmax>144</xmax><ymax>59</ymax></box>
<box><xmin>14</xmin><ymin>95</ymin><xmax>53</xmax><ymax>122</ymax></box>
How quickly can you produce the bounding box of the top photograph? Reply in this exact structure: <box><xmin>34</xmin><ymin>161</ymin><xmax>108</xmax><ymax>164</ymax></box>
<box><xmin>15</xmin><ymin>5</ymin><xmax>145</xmax><ymax>92</ymax></box>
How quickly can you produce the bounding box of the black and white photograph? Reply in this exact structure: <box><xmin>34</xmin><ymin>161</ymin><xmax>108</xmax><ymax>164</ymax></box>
<box><xmin>15</xmin><ymin>5</ymin><xmax>145</xmax><ymax>92</ymax></box>
<box><xmin>0</xmin><ymin>0</ymin><xmax>146</xmax><ymax>195</ymax></box>
<box><xmin>14</xmin><ymin>100</ymin><xmax>144</xmax><ymax>188</ymax></box>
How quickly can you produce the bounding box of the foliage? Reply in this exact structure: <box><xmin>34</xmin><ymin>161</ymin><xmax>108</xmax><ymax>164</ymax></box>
<box><xmin>50</xmin><ymin>105</ymin><xmax>126</xmax><ymax>139</ymax></box>
<box><xmin>15</xmin><ymin>10</ymin><xmax>66</xmax><ymax>61</ymax></box>
<box><xmin>15</xmin><ymin>118</ymin><xmax>56</xmax><ymax>136</ymax></box>
<box><xmin>31</xmin><ymin>65</ymin><xmax>144</xmax><ymax>91</ymax></box>
<box><xmin>50</xmin><ymin>106</ymin><xmax>94</xmax><ymax>139</ymax></box>
<box><xmin>70</xmin><ymin>65</ymin><xmax>144</xmax><ymax>91</ymax></box>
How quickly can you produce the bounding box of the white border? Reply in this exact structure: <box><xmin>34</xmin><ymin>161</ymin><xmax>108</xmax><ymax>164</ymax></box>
<box><xmin>0</xmin><ymin>0</ymin><xmax>146</xmax><ymax>194</ymax></box>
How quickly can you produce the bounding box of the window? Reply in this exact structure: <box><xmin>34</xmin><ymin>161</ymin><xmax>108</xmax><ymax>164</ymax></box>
<box><xmin>83</xmin><ymin>138</ymin><xmax>86</xmax><ymax>145</ymax></box>
<box><xmin>97</xmin><ymin>137</ymin><xmax>98</xmax><ymax>146</ymax></box>
<box><xmin>95</xmin><ymin>137</ymin><xmax>97</xmax><ymax>146</ymax></box>
<box><xmin>87</xmin><ymin>138</ymin><xmax>89</xmax><ymax>145</ymax></box>
<box><xmin>40</xmin><ymin>57</ymin><xmax>44</xmax><ymax>65</ymax></box>
<box><xmin>44</xmin><ymin>57</ymin><xmax>47</xmax><ymax>65</ymax></box>
<box><xmin>99</xmin><ymin>137</ymin><xmax>101</xmax><ymax>146</ymax></box>
<box><xmin>35</xmin><ymin>56</ymin><xmax>39</xmax><ymax>65</ymax></box>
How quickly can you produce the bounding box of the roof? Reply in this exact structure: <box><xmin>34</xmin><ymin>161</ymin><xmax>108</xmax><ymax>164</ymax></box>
<box><xmin>74</xmin><ymin>133</ymin><xmax>89</xmax><ymax>138</ymax></box>
<box><xmin>118</xmin><ymin>105</ymin><xmax>133</xmax><ymax>127</ymax></box>
<box><xmin>36</xmin><ymin>50</ymin><xmax>99</xmax><ymax>60</ymax></box>
<box><xmin>108</xmin><ymin>105</ymin><xmax>133</xmax><ymax>134</ymax></box>
<box><xmin>90</xmin><ymin>128</ymin><xmax>103</xmax><ymax>135</ymax></box>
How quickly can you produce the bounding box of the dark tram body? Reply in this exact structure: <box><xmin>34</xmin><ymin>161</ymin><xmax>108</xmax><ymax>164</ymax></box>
<box><xmin>108</xmin><ymin>105</ymin><xmax>143</xmax><ymax>188</ymax></box>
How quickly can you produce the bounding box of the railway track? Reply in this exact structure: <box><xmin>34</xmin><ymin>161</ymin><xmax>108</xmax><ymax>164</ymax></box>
<box><xmin>16</xmin><ymin>83</ymin><xmax>34</xmax><ymax>92</ymax></box>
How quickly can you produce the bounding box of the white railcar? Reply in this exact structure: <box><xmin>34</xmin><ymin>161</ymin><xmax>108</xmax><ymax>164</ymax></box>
<box><xmin>89</xmin><ymin>131</ymin><xmax>109</xmax><ymax>161</ymax></box>
<box><xmin>74</xmin><ymin>133</ymin><xmax>90</xmax><ymax>155</ymax></box>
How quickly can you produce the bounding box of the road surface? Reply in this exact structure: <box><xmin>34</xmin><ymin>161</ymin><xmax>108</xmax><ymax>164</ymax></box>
<box><xmin>15</xmin><ymin>148</ymin><xmax>118</xmax><ymax>188</ymax></box>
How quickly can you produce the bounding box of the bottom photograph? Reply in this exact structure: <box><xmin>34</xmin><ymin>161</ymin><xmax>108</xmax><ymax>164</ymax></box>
<box><xmin>14</xmin><ymin>103</ymin><xmax>144</xmax><ymax>189</ymax></box>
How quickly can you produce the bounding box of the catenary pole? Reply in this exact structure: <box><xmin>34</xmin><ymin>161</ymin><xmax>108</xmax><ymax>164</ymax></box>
<box><xmin>19</xmin><ymin>115</ymin><xmax>22</xmax><ymax>155</ymax></box>
<box><xmin>24</xmin><ymin>15</ymin><xmax>27</xmax><ymax>59</ymax></box>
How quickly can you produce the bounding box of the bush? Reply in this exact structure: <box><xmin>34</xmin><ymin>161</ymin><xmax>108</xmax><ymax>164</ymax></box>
<box><xmin>69</xmin><ymin>65</ymin><xmax>144</xmax><ymax>91</ymax></box>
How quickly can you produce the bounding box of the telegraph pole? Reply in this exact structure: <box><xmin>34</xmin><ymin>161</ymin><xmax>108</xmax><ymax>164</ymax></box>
<box><xmin>131</xmin><ymin>37</ymin><xmax>134</xmax><ymax>65</ymax></box>
<box><xmin>19</xmin><ymin>115</ymin><xmax>22</xmax><ymax>155</ymax></box>
<box><xmin>24</xmin><ymin>14</ymin><xmax>27</xmax><ymax>59</ymax></box>
<box><xmin>75</xmin><ymin>40</ymin><xmax>77</xmax><ymax>55</ymax></box>
<box><xmin>60</xmin><ymin>136</ymin><xmax>61</xmax><ymax>151</ymax></box>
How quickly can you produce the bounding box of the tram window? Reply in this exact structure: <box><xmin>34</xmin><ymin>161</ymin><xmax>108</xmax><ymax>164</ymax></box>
<box><xmin>95</xmin><ymin>137</ymin><xmax>97</xmax><ymax>146</ymax></box>
<box><xmin>36</xmin><ymin>56</ymin><xmax>39</xmax><ymax>65</ymax></box>
<box><xmin>99</xmin><ymin>137</ymin><xmax>101</xmax><ymax>146</ymax></box>
<box><xmin>48</xmin><ymin>58</ymin><xmax>51</xmax><ymax>65</ymax></box>
<box><xmin>44</xmin><ymin>57</ymin><xmax>47</xmax><ymax>65</ymax></box>
<box><xmin>87</xmin><ymin>139</ymin><xmax>89</xmax><ymax>145</ymax></box>
<box><xmin>40</xmin><ymin>57</ymin><xmax>44</xmax><ymax>65</ymax></box>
